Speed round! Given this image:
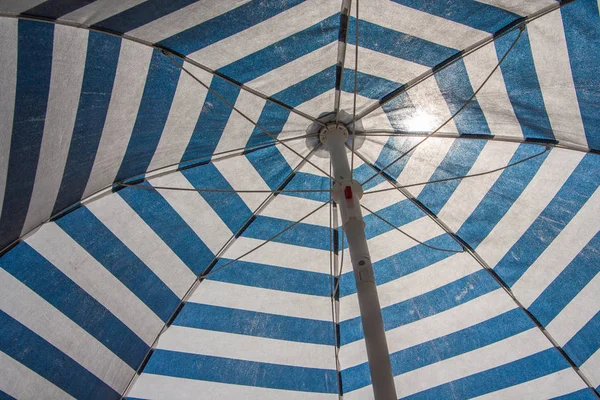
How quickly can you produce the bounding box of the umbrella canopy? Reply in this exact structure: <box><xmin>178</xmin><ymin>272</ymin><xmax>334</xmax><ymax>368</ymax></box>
<box><xmin>0</xmin><ymin>1</ymin><xmax>599</xmax><ymax>399</ymax></box>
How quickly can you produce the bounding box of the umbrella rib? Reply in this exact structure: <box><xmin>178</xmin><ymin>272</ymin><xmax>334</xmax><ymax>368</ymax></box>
<box><xmin>360</xmin><ymin>26</ymin><xmax>524</xmax><ymax>187</ymax></box>
<box><xmin>122</xmin><ymin>144</ymin><xmax>322</xmax><ymax>396</ymax></box>
<box><xmin>164</xmin><ymin>52</ymin><xmax>340</xmax><ymax>184</ymax></box>
<box><xmin>354</xmin><ymin>1</ymin><xmax>572</xmax><ymax>122</ymax></box>
<box><xmin>200</xmin><ymin>200</ymin><xmax>331</xmax><ymax>279</ymax></box>
<box><xmin>360</xmin><ymin>204</ymin><xmax>464</xmax><ymax>253</ymax></box>
<box><xmin>121</xmin><ymin>183</ymin><xmax>331</xmax><ymax>194</ymax></box>
<box><xmin>350</xmin><ymin>0</ymin><xmax>359</xmax><ymax>178</ymax></box>
<box><xmin>352</xmin><ymin>148</ymin><xmax>600</xmax><ymax>397</ymax></box>
<box><xmin>334</xmin><ymin>0</ymin><xmax>352</xmax><ymax>124</ymax></box>
<box><xmin>0</xmin><ymin>12</ymin><xmax>327</xmax><ymax>129</ymax></box>
<box><xmin>355</xmin><ymin>130</ymin><xmax>595</xmax><ymax>155</ymax></box>
<box><xmin>362</xmin><ymin>145</ymin><xmax>550</xmax><ymax>195</ymax></box>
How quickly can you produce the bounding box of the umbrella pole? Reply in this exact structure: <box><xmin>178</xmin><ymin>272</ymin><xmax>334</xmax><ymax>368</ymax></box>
<box><xmin>325</xmin><ymin>124</ymin><xmax>396</xmax><ymax>400</ymax></box>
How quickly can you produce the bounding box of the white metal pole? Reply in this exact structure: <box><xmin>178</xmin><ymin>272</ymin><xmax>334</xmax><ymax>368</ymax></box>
<box><xmin>325</xmin><ymin>124</ymin><xmax>396</xmax><ymax>400</ymax></box>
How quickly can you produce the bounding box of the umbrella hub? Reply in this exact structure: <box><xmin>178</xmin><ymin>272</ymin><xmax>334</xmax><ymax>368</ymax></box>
<box><xmin>318</xmin><ymin>122</ymin><xmax>349</xmax><ymax>146</ymax></box>
<box><xmin>304</xmin><ymin>111</ymin><xmax>364</xmax><ymax>158</ymax></box>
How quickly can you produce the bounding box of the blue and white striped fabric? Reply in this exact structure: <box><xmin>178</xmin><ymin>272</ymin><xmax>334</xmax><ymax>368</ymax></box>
<box><xmin>0</xmin><ymin>0</ymin><xmax>599</xmax><ymax>399</ymax></box>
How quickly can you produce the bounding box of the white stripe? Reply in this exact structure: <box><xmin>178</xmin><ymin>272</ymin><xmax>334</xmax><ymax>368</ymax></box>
<box><xmin>0</xmin><ymin>0</ymin><xmax>46</xmax><ymax>14</ymax></box>
<box><xmin>546</xmin><ymin>273</ymin><xmax>600</xmax><ymax>346</ymax></box>
<box><xmin>438</xmin><ymin>140</ymin><xmax>520</xmax><ymax>231</ymax></box>
<box><xmin>344</xmin><ymin>44</ymin><xmax>428</xmax><ymax>88</ymax></box>
<box><xmin>247</xmin><ymin>42</ymin><xmax>337</xmax><ymax>97</ymax></box>
<box><xmin>476</xmin><ymin>148</ymin><xmax>584</xmax><ymax>267</ymax></box>
<box><xmin>213</xmin><ymin>89</ymin><xmax>266</xmax><ymax>156</ymax></box>
<box><xmin>156</xmin><ymin>326</ymin><xmax>334</xmax><ymax>369</ymax></box>
<box><xmin>358</xmin><ymin>0</ymin><xmax>489</xmax><ymax>50</ymax></box>
<box><xmin>0</xmin><ymin>18</ymin><xmax>17</xmax><ymax>218</ymax></box>
<box><xmin>581</xmin><ymin>348</ymin><xmax>600</xmax><ymax>388</ymax></box>
<box><xmin>129</xmin><ymin>373</ymin><xmax>338</xmax><ymax>400</ymax></box>
<box><xmin>404</xmin><ymin>79</ymin><xmax>460</xmax><ymax>135</ymax></box>
<box><xmin>83</xmin><ymin>40</ymin><xmax>153</xmax><ymax>198</ymax></box>
<box><xmin>340</xmin><ymin>252</ymin><xmax>481</xmax><ymax>322</ymax></box>
<box><xmin>190</xmin><ymin>279</ymin><xmax>331</xmax><ymax>321</ymax></box>
<box><xmin>471</xmin><ymin>368</ymin><xmax>586</xmax><ymax>400</ymax></box>
<box><xmin>260</xmin><ymin>195</ymin><xmax>330</xmax><ymax>227</ymax></box>
<box><xmin>188</xmin><ymin>0</ymin><xmax>339</xmax><ymax>70</ymax></box>
<box><xmin>511</xmin><ymin>187</ymin><xmax>600</xmax><ymax>308</ymax></box>
<box><xmin>397</xmin><ymin>137</ymin><xmax>455</xmax><ymax>196</ymax></box>
<box><xmin>60</xmin><ymin>0</ymin><xmax>146</xmax><ymax>26</ymax></box>
<box><xmin>528</xmin><ymin>11</ymin><xmax>587</xmax><ymax>148</ymax></box>
<box><xmin>0</xmin><ymin>350</ymin><xmax>74</xmax><ymax>400</ymax></box>
<box><xmin>147</xmin><ymin>63</ymin><xmax>212</xmax><ymax>171</ymax></box>
<box><xmin>340</xmin><ymin>289</ymin><xmax>516</xmax><ymax>369</ymax></box>
<box><xmin>365</xmin><ymin>216</ymin><xmax>447</xmax><ymax>264</ymax></box>
<box><xmin>25</xmin><ymin>223</ymin><xmax>163</xmax><ymax>345</ymax></box>
<box><xmin>151</xmin><ymin>172</ymin><xmax>233</xmax><ymax>253</ymax></box>
<box><xmin>126</xmin><ymin>0</ymin><xmax>251</xmax><ymax>44</ymax></box>
<box><xmin>22</xmin><ymin>25</ymin><xmax>88</xmax><ymax>234</ymax></box>
<box><xmin>222</xmin><ymin>237</ymin><xmax>330</xmax><ymax>273</ymax></box>
<box><xmin>463</xmin><ymin>42</ymin><xmax>524</xmax><ymax>139</ymax></box>
<box><xmin>86</xmin><ymin>193</ymin><xmax>196</xmax><ymax>298</ymax></box>
<box><xmin>346</xmin><ymin>328</ymin><xmax>552</xmax><ymax>398</ymax></box>
<box><xmin>474</xmin><ymin>0</ymin><xmax>556</xmax><ymax>16</ymax></box>
<box><xmin>0</xmin><ymin>269</ymin><xmax>134</xmax><ymax>392</ymax></box>
<box><xmin>212</xmin><ymin>155</ymin><xmax>271</xmax><ymax>211</ymax></box>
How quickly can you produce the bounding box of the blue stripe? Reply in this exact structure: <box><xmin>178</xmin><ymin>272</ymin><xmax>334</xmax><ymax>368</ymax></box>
<box><xmin>143</xmin><ymin>349</ymin><xmax>337</xmax><ymax>393</ymax></box>
<box><xmin>551</xmin><ymin>389</ymin><xmax>598</xmax><ymax>400</ymax></box>
<box><xmin>0</xmin><ymin>390</ymin><xmax>15</xmax><ymax>400</ymax></box>
<box><xmin>116</xmin><ymin>50</ymin><xmax>181</xmax><ymax>181</ymax></box>
<box><xmin>93</xmin><ymin>0</ymin><xmax>198</xmax><ymax>33</ymax></box>
<box><xmin>53</xmin><ymin>32</ymin><xmax>121</xmax><ymax>215</ymax></box>
<box><xmin>174</xmin><ymin>303</ymin><xmax>334</xmax><ymax>345</ymax></box>
<box><xmin>0</xmin><ymin>20</ymin><xmax>53</xmax><ymax>249</ymax></box>
<box><xmin>341</xmin><ymin>68</ymin><xmax>400</xmax><ymax>101</ymax></box>
<box><xmin>0</xmin><ymin>242</ymin><xmax>148</xmax><ymax>369</ymax></box>
<box><xmin>208</xmin><ymin>260</ymin><xmax>331</xmax><ymax>296</ymax></box>
<box><xmin>343</xmin><ymin>308</ymin><xmax>531</xmax><ymax>392</ymax></box>
<box><xmin>117</xmin><ymin>184</ymin><xmax>215</xmax><ymax>276</ymax></box>
<box><xmin>563</xmin><ymin>311</ymin><xmax>600</xmax><ymax>367</ymax></box>
<box><xmin>158</xmin><ymin>0</ymin><xmax>306</xmax><ymax>56</ymax></box>
<box><xmin>217</xmin><ymin>15</ymin><xmax>339</xmax><ymax>85</ymax></box>
<box><xmin>562</xmin><ymin>0</ymin><xmax>600</xmax><ymax>151</ymax></box>
<box><xmin>180</xmin><ymin>77</ymin><xmax>239</xmax><ymax>163</ymax></box>
<box><xmin>496</xmin><ymin>29</ymin><xmax>554</xmax><ymax>141</ymax></box>
<box><xmin>495</xmin><ymin>154</ymin><xmax>600</xmax><ymax>286</ymax></box>
<box><xmin>245</xmin><ymin>145</ymin><xmax>293</xmax><ymax>189</ymax></box>
<box><xmin>381</xmin><ymin>93</ymin><xmax>419</xmax><ymax>134</ymax></box>
<box><xmin>529</xmin><ymin>233</ymin><xmax>600</xmax><ymax>327</ymax></box>
<box><xmin>283</xmin><ymin>173</ymin><xmax>331</xmax><ymax>202</ymax></box>
<box><xmin>416</xmin><ymin>139</ymin><xmax>487</xmax><ymax>214</ymax></box>
<box><xmin>348</xmin><ymin>18</ymin><xmax>457</xmax><ymax>66</ymax></box>
<box><xmin>363</xmin><ymin>199</ymin><xmax>426</xmax><ymax>239</ymax></box>
<box><xmin>434</xmin><ymin>59</ymin><xmax>492</xmax><ymax>135</ymax></box>
<box><xmin>391</xmin><ymin>0</ymin><xmax>520</xmax><ymax>33</ymax></box>
<box><xmin>55</xmin><ymin>207</ymin><xmax>180</xmax><ymax>321</ymax></box>
<box><xmin>456</xmin><ymin>143</ymin><xmax>549</xmax><ymax>249</ymax></box>
<box><xmin>0</xmin><ymin>311</ymin><xmax>119</xmax><ymax>399</ymax></box>
<box><xmin>23</xmin><ymin>0</ymin><xmax>94</xmax><ymax>19</ymax></box>
<box><xmin>241</xmin><ymin>216</ymin><xmax>330</xmax><ymax>250</ymax></box>
<box><xmin>340</xmin><ymin>234</ymin><xmax>463</xmax><ymax>297</ymax></box>
<box><xmin>341</xmin><ymin>269</ymin><xmax>499</xmax><ymax>344</ymax></box>
<box><xmin>402</xmin><ymin>348</ymin><xmax>569</xmax><ymax>399</ymax></box>
<box><xmin>273</xmin><ymin>66</ymin><xmax>336</xmax><ymax>107</ymax></box>
<box><xmin>180</xmin><ymin>163</ymin><xmax>250</xmax><ymax>232</ymax></box>
<box><xmin>370</xmin><ymin>135</ymin><xmax>421</xmax><ymax>183</ymax></box>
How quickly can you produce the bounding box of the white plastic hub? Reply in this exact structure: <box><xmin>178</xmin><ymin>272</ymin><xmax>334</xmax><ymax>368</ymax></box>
<box><xmin>319</xmin><ymin>123</ymin><xmax>349</xmax><ymax>146</ymax></box>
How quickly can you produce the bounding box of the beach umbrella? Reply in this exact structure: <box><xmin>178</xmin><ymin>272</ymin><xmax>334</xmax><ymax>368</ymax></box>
<box><xmin>0</xmin><ymin>0</ymin><xmax>599</xmax><ymax>399</ymax></box>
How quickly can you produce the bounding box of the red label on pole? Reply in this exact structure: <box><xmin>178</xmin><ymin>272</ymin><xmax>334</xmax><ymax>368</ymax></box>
<box><xmin>344</xmin><ymin>186</ymin><xmax>353</xmax><ymax>199</ymax></box>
